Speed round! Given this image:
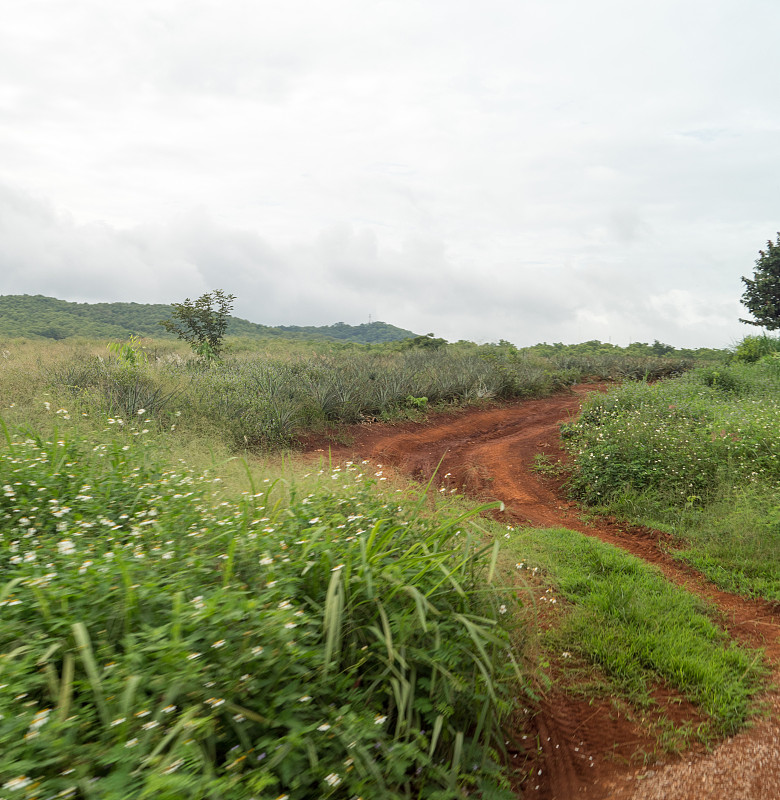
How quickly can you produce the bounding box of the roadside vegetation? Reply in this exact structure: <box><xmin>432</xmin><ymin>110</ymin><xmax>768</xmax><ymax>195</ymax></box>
<box><xmin>563</xmin><ymin>337</ymin><xmax>780</xmax><ymax>601</ymax></box>
<box><xmin>1</xmin><ymin>332</ymin><xmax>772</xmax><ymax>796</ymax></box>
<box><xmin>0</xmin><ymin>413</ymin><xmax>523</xmax><ymax>798</ymax></box>
<box><xmin>502</xmin><ymin>528</ymin><xmax>766</xmax><ymax>741</ymax></box>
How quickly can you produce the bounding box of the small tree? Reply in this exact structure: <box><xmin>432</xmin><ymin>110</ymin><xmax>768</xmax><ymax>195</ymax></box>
<box><xmin>159</xmin><ymin>290</ymin><xmax>235</xmax><ymax>359</ymax></box>
<box><xmin>740</xmin><ymin>234</ymin><xmax>780</xmax><ymax>329</ymax></box>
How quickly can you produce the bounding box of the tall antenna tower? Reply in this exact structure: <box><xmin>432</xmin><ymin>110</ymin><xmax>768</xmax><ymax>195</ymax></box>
<box><xmin>368</xmin><ymin>314</ymin><xmax>372</xmax><ymax>325</ymax></box>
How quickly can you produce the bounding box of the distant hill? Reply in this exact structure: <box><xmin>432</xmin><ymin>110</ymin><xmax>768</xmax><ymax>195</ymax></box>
<box><xmin>0</xmin><ymin>295</ymin><xmax>418</xmax><ymax>345</ymax></box>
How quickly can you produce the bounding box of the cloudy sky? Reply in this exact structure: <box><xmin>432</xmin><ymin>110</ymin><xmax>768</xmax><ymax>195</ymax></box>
<box><xmin>2</xmin><ymin>0</ymin><xmax>779</xmax><ymax>348</ymax></box>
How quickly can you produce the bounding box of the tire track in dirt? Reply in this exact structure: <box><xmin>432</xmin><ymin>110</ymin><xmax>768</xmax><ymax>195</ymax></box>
<box><xmin>303</xmin><ymin>385</ymin><xmax>780</xmax><ymax>799</ymax></box>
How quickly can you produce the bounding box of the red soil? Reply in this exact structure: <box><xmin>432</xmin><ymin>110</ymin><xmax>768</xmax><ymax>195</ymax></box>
<box><xmin>302</xmin><ymin>385</ymin><xmax>780</xmax><ymax>799</ymax></box>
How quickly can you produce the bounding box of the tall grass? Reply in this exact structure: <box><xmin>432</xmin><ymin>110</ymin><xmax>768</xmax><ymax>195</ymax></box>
<box><xmin>0</xmin><ymin>420</ymin><xmax>520</xmax><ymax>799</ymax></box>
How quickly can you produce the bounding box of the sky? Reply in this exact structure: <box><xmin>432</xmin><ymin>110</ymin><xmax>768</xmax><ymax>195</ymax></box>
<box><xmin>2</xmin><ymin>0</ymin><xmax>779</xmax><ymax>348</ymax></box>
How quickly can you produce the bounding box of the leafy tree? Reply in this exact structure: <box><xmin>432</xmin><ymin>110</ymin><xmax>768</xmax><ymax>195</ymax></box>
<box><xmin>741</xmin><ymin>233</ymin><xmax>780</xmax><ymax>329</ymax></box>
<box><xmin>402</xmin><ymin>332</ymin><xmax>448</xmax><ymax>349</ymax></box>
<box><xmin>159</xmin><ymin>290</ymin><xmax>236</xmax><ymax>358</ymax></box>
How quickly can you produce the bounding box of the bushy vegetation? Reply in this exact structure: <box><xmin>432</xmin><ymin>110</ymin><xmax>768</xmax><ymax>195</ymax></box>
<box><xmin>0</xmin><ymin>421</ymin><xmax>520</xmax><ymax>799</ymax></box>
<box><xmin>564</xmin><ymin>353</ymin><xmax>780</xmax><ymax>599</ymax></box>
<box><xmin>0</xmin><ymin>334</ymin><xmax>705</xmax><ymax>452</ymax></box>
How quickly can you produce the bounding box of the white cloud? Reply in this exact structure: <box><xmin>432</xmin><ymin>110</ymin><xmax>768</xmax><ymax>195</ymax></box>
<box><xmin>1</xmin><ymin>0</ymin><xmax>778</xmax><ymax>348</ymax></box>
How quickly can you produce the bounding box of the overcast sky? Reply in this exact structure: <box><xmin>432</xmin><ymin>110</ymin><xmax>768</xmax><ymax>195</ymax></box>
<box><xmin>2</xmin><ymin>0</ymin><xmax>779</xmax><ymax>348</ymax></box>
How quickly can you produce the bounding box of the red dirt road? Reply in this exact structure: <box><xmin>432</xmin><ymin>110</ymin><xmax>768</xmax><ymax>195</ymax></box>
<box><xmin>304</xmin><ymin>385</ymin><xmax>780</xmax><ymax>799</ymax></box>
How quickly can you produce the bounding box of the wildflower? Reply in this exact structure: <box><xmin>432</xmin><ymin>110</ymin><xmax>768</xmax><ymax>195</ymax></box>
<box><xmin>324</xmin><ymin>773</ymin><xmax>341</xmax><ymax>787</ymax></box>
<box><xmin>499</xmin><ymin>604</ymin><xmax>507</xmax><ymax>614</ymax></box>
<box><xmin>125</xmin><ymin>738</ymin><xmax>139</xmax><ymax>748</ymax></box>
<box><xmin>317</xmin><ymin>723</ymin><xmax>331</xmax><ymax>731</ymax></box>
<box><xmin>562</xmin><ymin>651</ymin><xmax>572</xmax><ymax>659</ymax></box>
<box><xmin>374</xmin><ymin>714</ymin><xmax>387</xmax><ymax>725</ymax></box>
<box><xmin>298</xmin><ymin>695</ymin><xmax>312</xmax><ymax>703</ymax></box>
<box><xmin>3</xmin><ymin>776</ymin><xmax>33</xmax><ymax>791</ymax></box>
<box><xmin>251</xmin><ymin>646</ymin><xmax>264</xmax><ymax>656</ymax></box>
<box><xmin>211</xmin><ymin>639</ymin><xmax>226</xmax><ymax>649</ymax></box>
<box><xmin>110</xmin><ymin>717</ymin><xmax>126</xmax><ymax>727</ymax></box>
<box><xmin>57</xmin><ymin>539</ymin><xmax>76</xmax><ymax>555</ymax></box>
<box><xmin>186</xmin><ymin>652</ymin><xmax>201</xmax><ymax>661</ymax></box>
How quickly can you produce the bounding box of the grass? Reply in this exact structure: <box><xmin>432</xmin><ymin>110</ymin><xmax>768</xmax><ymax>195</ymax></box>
<box><xmin>0</xmin><ymin>418</ymin><xmax>528</xmax><ymax>799</ymax></box>
<box><xmin>563</xmin><ymin>359</ymin><xmax>780</xmax><ymax>600</ymax></box>
<box><xmin>1</xmin><ymin>334</ymin><xmax>772</xmax><ymax>793</ymax></box>
<box><xmin>0</xmin><ymin>335</ymin><xmax>700</xmax><ymax>452</ymax></box>
<box><xmin>503</xmin><ymin>527</ymin><xmax>767</xmax><ymax>739</ymax></box>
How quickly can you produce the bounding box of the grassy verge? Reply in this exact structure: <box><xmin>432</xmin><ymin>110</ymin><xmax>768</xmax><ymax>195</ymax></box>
<box><xmin>0</xmin><ymin>420</ymin><xmax>523</xmax><ymax>799</ymax></box>
<box><xmin>563</xmin><ymin>359</ymin><xmax>780</xmax><ymax>600</ymax></box>
<box><xmin>502</xmin><ymin>527</ymin><xmax>767</xmax><ymax>740</ymax></box>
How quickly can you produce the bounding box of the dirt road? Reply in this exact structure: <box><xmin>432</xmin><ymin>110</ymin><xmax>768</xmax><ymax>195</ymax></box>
<box><xmin>304</xmin><ymin>385</ymin><xmax>780</xmax><ymax>799</ymax></box>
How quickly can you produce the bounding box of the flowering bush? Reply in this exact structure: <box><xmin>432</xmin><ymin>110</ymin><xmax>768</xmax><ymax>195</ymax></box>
<box><xmin>564</xmin><ymin>372</ymin><xmax>780</xmax><ymax>504</ymax></box>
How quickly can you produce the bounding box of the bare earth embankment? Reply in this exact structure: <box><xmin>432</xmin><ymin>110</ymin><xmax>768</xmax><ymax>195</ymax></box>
<box><xmin>304</xmin><ymin>385</ymin><xmax>780</xmax><ymax>800</ymax></box>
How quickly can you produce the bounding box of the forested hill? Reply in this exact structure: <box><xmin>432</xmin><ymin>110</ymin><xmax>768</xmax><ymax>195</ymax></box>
<box><xmin>0</xmin><ymin>295</ymin><xmax>418</xmax><ymax>344</ymax></box>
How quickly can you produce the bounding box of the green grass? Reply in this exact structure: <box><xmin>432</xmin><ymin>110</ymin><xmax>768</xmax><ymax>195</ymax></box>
<box><xmin>0</xmin><ymin>421</ymin><xmax>522</xmax><ymax>799</ymax></box>
<box><xmin>0</xmin><ymin>335</ymin><xmax>700</xmax><ymax>452</ymax></box>
<box><xmin>503</xmin><ymin>527</ymin><xmax>767</xmax><ymax>738</ymax></box>
<box><xmin>563</xmin><ymin>358</ymin><xmax>780</xmax><ymax>601</ymax></box>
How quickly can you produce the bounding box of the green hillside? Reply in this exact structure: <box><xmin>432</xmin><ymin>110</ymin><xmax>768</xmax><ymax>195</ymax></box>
<box><xmin>0</xmin><ymin>295</ymin><xmax>417</xmax><ymax>344</ymax></box>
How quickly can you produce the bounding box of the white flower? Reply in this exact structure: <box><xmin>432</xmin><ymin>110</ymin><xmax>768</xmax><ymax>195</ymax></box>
<box><xmin>57</xmin><ymin>539</ymin><xmax>76</xmax><ymax>556</ymax></box>
<box><xmin>3</xmin><ymin>776</ymin><xmax>32</xmax><ymax>791</ymax></box>
<box><xmin>317</xmin><ymin>723</ymin><xmax>331</xmax><ymax>731</ymax></box>
<box><xmin>324</xmin><ymin>773</ymin><xmax>341</xmax><ymax>787</ymax></box>
<box><xmin>374</xmin><ymin>714</ymin><xmax>387</xmax><ymax>725</ymax></box>
<box><xmin>498</xmin><ymin>604</ymin><xmax>507</xmax><ymax>614</ymax></box>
